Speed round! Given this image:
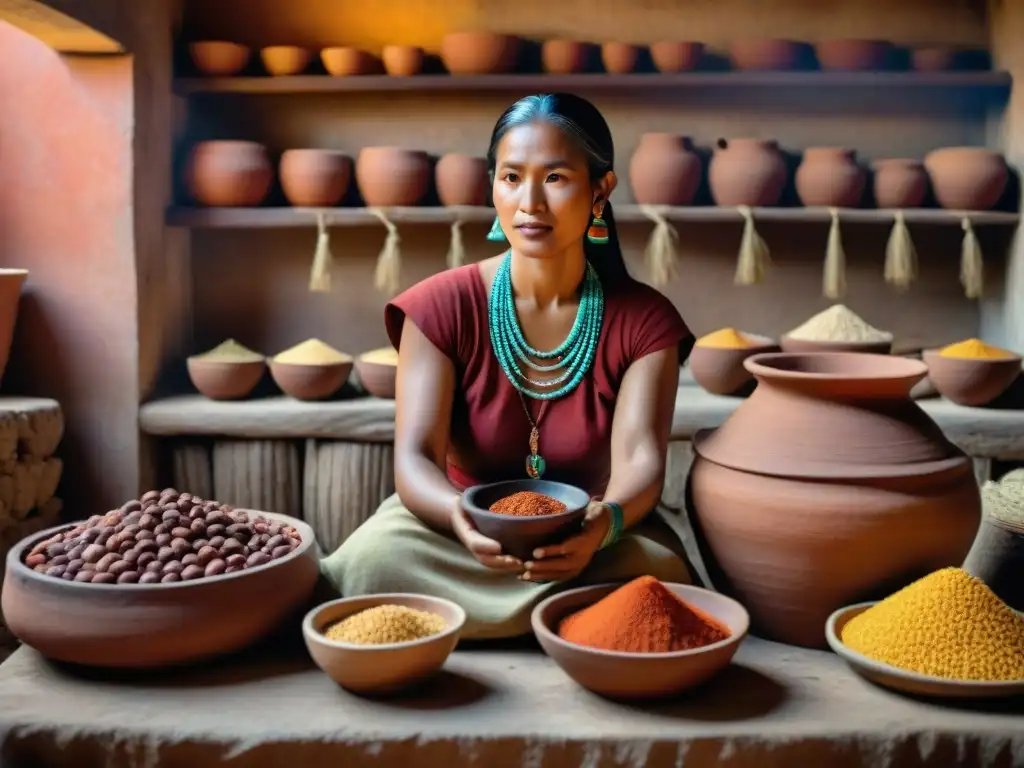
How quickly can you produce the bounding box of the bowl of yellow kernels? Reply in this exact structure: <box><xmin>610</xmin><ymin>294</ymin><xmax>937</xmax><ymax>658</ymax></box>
<box><xmin>689</xmin><ymin>328</ymin><xmax>777</xmax><ymax>396</ymax></box>
<box><xmin>922</xmin><ymin>338</ymin><xmax>1021</xmax><ymax>407</ymax></box>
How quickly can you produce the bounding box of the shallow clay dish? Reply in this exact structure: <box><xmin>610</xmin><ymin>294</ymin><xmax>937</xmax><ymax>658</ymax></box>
<box><xmin>780</xmin><ymin>335</ymin><xmax>893</xmax><ymax>355</ymax></box>
<box><xmin>532</xmin><ymin>582</ymin><xmax>749</xmax><ymax>700</ymax></box>
<box><xmin>462</xmin><ymin>480</ymin><xmax>590</xmax><ymax>561</ymax></box>
<box><xmin>189</xmin><ymin>41</ymin><xmax>250</xmax><ymax>75</ymax></box>
<box><xmin>922</xmin><ymin>349</ymin><xmax>1021</xmax><ymax>407</ymax></box>
<box><xmin>1</xmin><ymin>510</ymin><xmax>319</xmax><ymax>669</ymax></box>
<box><xmin>826</xmin><ymin>602</ymin><xmax>1024</xmax><ymax>698</ymax></box>
<box><xmin>354</xmin><ymin>353</ymin><xmax>397</xmax><ymax>399</ymax></box>
<box><xmin>689</xmin><ymin>333</ymin><xmax>777</xmax><ymax>396</ymax></box>
<box><xmin>260</xmin><ymin>45</ymin><xmax>312</xmax><ymax>76</ymax></box>
<box><xmin>303</xmin><ymin>593</ymin><xmax>466</xmax><ymax>695</ymax></box>
<box><xmin>187</xmin><ymin>357</ymin><xmax>265</xmax><ymax>400</ymax></box>
<box><xmin>270</xmin><ymin>357</ymin><xmax>353</xmax><ymax>400</ymax></box>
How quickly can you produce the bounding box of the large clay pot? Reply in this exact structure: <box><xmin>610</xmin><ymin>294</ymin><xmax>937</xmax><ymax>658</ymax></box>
<box><xmin>873</xmin><ymin>159</ymin><xmax>928</xmax><ymax>208</ymax></box>
<box><xmin>356</xmin><ymin>147</ymin><xmax>431</xmax><ymax>207</ymax></box>
<box><xmin>924</xmin><ymin>147</ymin><xmax>1008</xmax><ymax>211</ymax></box>
<box><xmin>440</xmin><ymin>32</ymin><xmax>520</xmax><ymax>75</ymax></box>
<box><xmin>629</xmin><ymin>134</ymin><xmax>702</xmax><ymax>206</ymax></box>
<box><xmin>708</xmin><ymin>138</ymin><xmax>787</xmax><ymax>207</ymax></box>
<box><xmin>0</xmin><ymin>269</ymin><xmax>27</xmax><ymax>385</ymax></box>
<box><xmin>187</xmin><ymin>141</ymin><xmax>273</xmax><ymax>208</ymax></box>
<box><xmin>279</xmin><ymin>150</ymin><xmax>352</xmax><ymax>207</ymax></box>
<box><xmin>795</xmin><ymin>147</ymin><xmax>866</xmax><ymax>207</ymax></box>
<box><xmin>687</xmin><ymin>352</ymin><xmax>981</xmax><ymax>649</ymax></box>
<box><xmin>435</xmin><ymin>154</ymin><xmax>489</xmax><ymax>207</ymax></box>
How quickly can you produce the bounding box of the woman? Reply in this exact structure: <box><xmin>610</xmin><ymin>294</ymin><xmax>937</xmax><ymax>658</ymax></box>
<box><xmin>321</xmin><ymin>93</ymin><xmax>695</xmax><ymax>639</ymax></box>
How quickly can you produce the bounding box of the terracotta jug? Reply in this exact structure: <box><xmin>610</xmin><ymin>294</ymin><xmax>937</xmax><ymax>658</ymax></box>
<box><xmin>924</xmin><ymin>147</ymin><xmax>1008</xmax><ymax>211</ymax></box>
<box><xmin>708</xmin><ymin>138</ymin><xmax>787</xmax><ymax>207</ymax></box>
<box><xmin>795</xmin><ymin>147</ymin><xmax>866</xmax><ymax>207</ymax></box>
<box><xmin>629</xmin><ymin>134</ymin><xmax>702</xmax><ymax>206</ymax></box>
<box><xmin>187</xmin><ymin>141</ymin><xmax>273</xmax><ymax>207</ymax></box>
<box><xmin>279</xmin><ymin>149</ymin><xmax>352</xmax><ymax>207</ymax></box>
<box><xmin>687</xmin><ymin>352</ymin><xmax>981</xmax><ymax>649</ymax></box>
<box><xmin>435</xmin><ymin>154</ymin><xmax>489</xmax><ymax>207</ymax></box>
<box><xmin>872</xmin><ymin>159</ymin><xmax>928</xmax><ymax>208</ymax></box>
<box><xmin>355</xmin><ymin>147</ymin><xmax>431</xmax><ymax>207</ymax></box>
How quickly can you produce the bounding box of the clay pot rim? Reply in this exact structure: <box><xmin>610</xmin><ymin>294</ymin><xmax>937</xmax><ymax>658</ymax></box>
<box><xmin>438</xmin><ymin>152</ymin><xmax>487</xmax><ymax>161</ymax></box>
<box><xmin>602</xmin><ymin>41</ymin><xmax>641</xmax><ymax>49</ymax></box>
<box><xmin>187</xmin><ymin>355</ymin><xmax>266</xmax><ymax>366</ymax></box>
<box><xmin>261</xmin><ymin>45</ymin><xmax>310</xmax><ymax>53</ymax></box>
<box><xmin>694</xmin><ymin>331</ymin><xmax>776</xmax><ymax>350</ymax></box>
<box><xmin>744</xmin><ymin>351</ymin><xmax>923</xmax><ymax>380</ymax></box>
<box><xmin>359</xmin><ymin>146</ymin><xmax>429</xmax><ymax>157</ymax></box>
<box><xmin>281</xmin><ymin>148</ymin><xmax>352</xmax><ymax>158</ymax></box>
<box><xmin>382</xmin><ymin>44</ymin><xmax>424</xmax><ymax>52</ymax></box>
<box><xmin>6</xmin><ymin>510</ymin><xmax>315</xmax><ymax>591</ymax></box>
<box><xmin>925</xmin><ymin>147</ymin><xmax>1003</xmax><ymax>158</ymax></box>
<box><xmin>922</xmin><ymin>347</ymin><xmax>1022</xmax><ymax>365</ymax></box>
<box><xmin>716</xmin><ymin>137</ymin><xmax>780</xmax><ymax>150</ymax></box>
<box><xmin>462</xmin><ymin>479</ymin><xmax>589</xmax><ymax>522</ymax></box>
<box><xmin>189</xmin><ymin>40</ymin><xmax>249</xmax><ymax>51</ymax></box>
<box><xmin>650</xmin><ymin>40</ymin><xmax>704</xmax><ymax>48</ymax></box>
<box><xmin>193</xmin><ymin>140</ymin><xmax>267</xmax><ymax>151</ymax></box>
<box><xmin>872</xmin><ymin>158</ymin><xmax>925</xmax><ymax>168</ymax></box>
<box><xmin>269</xmin><ymin>355</ymin><xmax>354</xmax><ymax>367</ymax></box>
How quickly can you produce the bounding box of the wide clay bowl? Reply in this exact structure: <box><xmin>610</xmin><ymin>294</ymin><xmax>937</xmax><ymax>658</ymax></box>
<box><xmin>780</xmin><ymin>335</ymin><xmax>892</xmax><ymax>356</ymax></box>
<box><xmin>532</xmin><ymin>582</ymin><xmax>749</xmax><ymax>700</ymax></box>
<box><xmin>354</xmin><ymin>358</ymin><xmax>397</xmax><ymax>399</ymax></box>
<box><xmin>270</xmin><ymin>359</ymin><xmax>353</xmax><ymax>401</ymax></box>
<box><xmin>187</xmin><ymin>358</ymin><xmax>265</xmax><ymax>400</ymax></box>
<box><xmin>189</xmin><ymin>41</ymin><xmax>251</xmax><ymax>75</ymax></box>
<box><xmin>303</xmin><ymin>593</ymin><xmax>466</xmax><ymax>695</ymax></box>
<box><xmin>260</xmin><ymin>46</ymin><xmax>313</xmax><ymax>76</ymax></box>
<box><xmin>826</xmin><ymin>603</ymin><xmax>1024</xmax><ymax>698</ymax></box>
<box><xmin>1</xmin><ymin>511</ymin><xmax>319</xmax><ymax>669</ymax></box>
<box><xmin>689</xmin><ymin>333</ymin><xmax>777</xmax><ymax>396</ymax></box>
<box><xmin>922</xmin><ymin>349</ymin><xmax>1021</xmax><ymax>407</ymax></box>
<box><xmin>461</xmin><ymin>480</ymin><xmax>590</xmax><ymax>561</ymax></box>
<box><xmin>440</xmin><ymin>32</ymin><xmax>521</xmax><ymax>75</ymax></box>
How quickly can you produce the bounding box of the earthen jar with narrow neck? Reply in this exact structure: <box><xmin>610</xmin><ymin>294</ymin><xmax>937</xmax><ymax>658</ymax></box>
<box><xmin>708</xmin><ymin>138</ymin><xmax>787</xmax><ymax>207</ymax></box>
<box><xmin>795</xmin><ymin>147</ymin><xmax>866</xmax><ymax>207</ymax></box>
<box><xmin>628</xmin><ymin>134</ymin><xmax>702</xmax><ymax>206</ymax></box>
<box><xmin>872</xmin><ymin>158</ymin><xmax>928</xmax><ymax>209</ymax></box>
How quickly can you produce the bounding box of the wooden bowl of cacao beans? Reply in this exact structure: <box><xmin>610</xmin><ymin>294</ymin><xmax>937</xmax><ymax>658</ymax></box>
<box><xmin>0</xmin><ymin>488</ymin><xmax>321</xmax><ymax>669</ymax></box>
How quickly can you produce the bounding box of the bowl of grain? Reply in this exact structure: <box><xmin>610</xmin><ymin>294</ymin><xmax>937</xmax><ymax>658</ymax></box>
<box><xmin>354</xmin><ymin>346</ymin><xmax>399</xmax><ymax>399</ymax></box>
<box><xmin>689</xmin><ymin>328</ymin><xmax>777</xmax><ymax>396</ymax></box>
<box><xmin>303</xmin><ymin>593</ymin><xmax>466</xmax><ymax>695</ymax></box>
<box><xmin>186</xmin><ymin>339</ymin><xmax>266</xmax><ymax>400</ymax></box>
<box><xmin>532</xmin><ymin>576</ymin><xmax>749</xmax><ymax>700</ymax></box>
<box><xmin>922</xmin><ymin>338</ymin><xmax>1021</xmax><ymax>407</ymax></box>
<box><xmin>269</xmin><ymin>338</ymin><xmax>354</xmax><ymax>400</ymax></box>
<box><xmin>461</xmin><ymin>479</ymin><xmax>591</xmax><ymax>561</ymax></box>
<box><xmin>780</xmin><ymin>304</ymin><xmax>893</xmax><ymax>355</ymax></box>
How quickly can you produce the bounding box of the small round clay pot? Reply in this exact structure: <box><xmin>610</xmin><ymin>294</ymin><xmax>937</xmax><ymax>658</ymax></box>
<box><xmin>260</xmin><ymin>46</ymin><xmax>312</xmax><ymax>76</ymax></box>
<box><xmin>601</xmin><ymin>42</ymin><xmax>641</xmax><ymax>74</ymax></box>
<box><xmin>270</xmin><ymin>359</ymin><xmax>353</xmax><ymax>401</ymax></box>
<box><xmin>541</xmin><ymin>40</ymin><xmax>594</xmax><ymax>74</ymax></box>
<box><xmin>189</xmin><ymin>41</ymin><xmax>250</xmax><ymax>76</ymax></box>
<box><xmin>279</xmin><ymin>149</ymin><xmax>353</xmax><ymax>207</ymax></box>
<box><xmin>924</xmin><ymin>147</ymin><xmax>1009</xmax><ymax>211</ymax></box>
<box><xmin>435</xmin><ymin>154</ymin><xmax>489</xmax><ymax>207</ymax></box>
<box><xmin>356</xmin><ymin>147</ymin><xmax>431</xmax><ymax>207</ymax></box>
<box><xmin>912</xmin><ymin>47</ymin><xmax>958</xmax><ymax>72</ymax></box>
<box><xmin>728</xmin><ymin>39</ymin><xmax>801</xmax><ymax>71</ymax></box>
<box><xmin>187</xmin><ymin>141</ymin><xmax>273</xmax><ymax>208</ymax></box>
<box><xmin>321</xmin><ymin>47</ymin><xmax>380</xmax><ymax>76</ymax></box>
<box><xmin>650</xmin><ymin>41</ymin><xmax>704</xmax><ymax>72</ymax></box>
<box><xmin>690</xmin><ymin>334</ymin><xmax>778</xmax><ymax>396</ymax></box>
<box><xmin>382</xmin><ymin>45</ymin><xmax>424</xmax><ymax>76</ymax></box>
<box><xmin>440</xmin><ymin>32</ymin><xmax>520</xmax><ymax>75</ymax></box>
<box><xmin>872</xmin><ymin>159</ymin><xmax>928</xmax><ymax>209</ymax></box>
<box><xmin>779</xmin><ymin>336</ymin><xmax>893</xmax><ymax>355</ymax></box>
<box><xmin>814</xmin><ymin>39</ymin><xmax>889</xmax><ymax>71</ymax></box>
<box><xmin>186</xmin><ymin>358</ymin><xmax>265</xmax><ymax>400</ymax></box>
<box><xmin>629</xmin><ymin>134</ymin><xmax>702</xmax><ymax>206</ymax></box>
<box><xmin>709</xmin><ymin>138</ymin><xmax>787</xmax><ymax>207</ymax></box>
<box><xmin>354</xmin><ymin>357</ymin><xmax>397</xmax><ymax>399</ymax></box>
<box><xmin>795</xmin><ymin>147</ymin><xmax>866</xmax><ymax>207</ymax></box>
<box><xmin>922</xmin><ymin>349</ymin><xmax>1022</xmax><ymax>407</ymax></box>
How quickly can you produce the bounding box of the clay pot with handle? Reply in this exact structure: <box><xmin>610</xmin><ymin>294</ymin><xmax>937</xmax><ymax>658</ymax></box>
<box><xmin>708</xmin><ymin>138</ymin><xmax>787</xmax><ymax>207</ymax></box>
<box><xmin>872</xmin><ymin>159</ymin><xmax>928</xmax><ymax>209</ymax></box>
<box><xmin>924</xmin><ymin>147</ymin><xmax>1009</xmax><ymax>211</ymax></box>
<box><xmin>795</xmin><ymin>147</ymin><xmax>866</xmax><ymax>207</ymax></box>
<box><xmin>629</xmin><ymin>134</ymin><xmax>702</xmax><ymax>206</ymax></box>
<box><xmin>187</xmin><ymin>141</ymin><xmax>273</xmax><ymax>207</ymax></box>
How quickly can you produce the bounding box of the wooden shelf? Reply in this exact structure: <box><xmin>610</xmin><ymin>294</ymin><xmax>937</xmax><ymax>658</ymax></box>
<box><xmin>166</xmin><ymin>205</ymin><xmax>1020</xmax><ymax>230</ymax></box>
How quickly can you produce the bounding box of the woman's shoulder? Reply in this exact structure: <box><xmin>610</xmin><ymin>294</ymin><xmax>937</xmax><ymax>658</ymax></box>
<box><xmin>384</xmin><ymin>265</ymin><xmax>483</xmax><ymax>359</ymax></box>
<box><xmin>604</xmin><ymin>277</ymin><xmax>691</xmax><ymax>362</ymax></box>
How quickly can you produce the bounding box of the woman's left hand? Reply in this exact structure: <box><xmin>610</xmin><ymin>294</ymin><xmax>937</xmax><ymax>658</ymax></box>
<box><xmin>521</xmin><ymin>502</ymin><xmax>611</xmax><ymax>582</ymax></box>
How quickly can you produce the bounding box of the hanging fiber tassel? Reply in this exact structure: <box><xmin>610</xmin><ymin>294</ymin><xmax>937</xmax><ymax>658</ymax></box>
<box><xmin>883</xmin><ymin>210</ymin><xmax>918</xmax><ymax>292</ymax></box>
<box><xmin>960</xmin><ymin>216</ymin><xmax>984</xmax><ymax>299</ymax></box>
<box><xmin>308</xmin><ymin>212</ymin><xmax>333</xmax><ymax>292</ymax></box>
<box><xmin>639</xmin><ymin>205</ymin><xmax>679</xmax><ymax>286</ymax></box>
<box><xmin>734</xmin><ymin>205</ymin><xmax>771</xmax><ymax>286</ymax></box>
<box><xmin>823</xmin><ymin>207</ymin><xmax>847</xmax><ymax>299</ymax></box>
<box><xmin>446</xmin><ymin>214</ymin><xmax>466</xmax><ymax>270</ymax></box>
<box><xmin>369</xmin><ymin>207</ymin><xmax>402</xmax><ymax>295</ymax></box>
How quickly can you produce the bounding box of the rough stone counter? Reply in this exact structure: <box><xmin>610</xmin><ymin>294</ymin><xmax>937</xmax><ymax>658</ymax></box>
<box><xmin>0</xmin><ymin>637</ymin><xmax>1022</xmax><ymax>768</ymax></box>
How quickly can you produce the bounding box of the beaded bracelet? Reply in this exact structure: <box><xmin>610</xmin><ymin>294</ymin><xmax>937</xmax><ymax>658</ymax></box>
<box><xmin>598</xmin><ymin>502</ymin><xmax>624</xmax><ymax>550</ymax></box>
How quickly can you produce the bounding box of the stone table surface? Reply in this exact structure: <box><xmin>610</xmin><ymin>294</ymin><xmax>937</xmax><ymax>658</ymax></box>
<box><xmin>0</xmin><ymin>636</ymin><xmax>1022</xmax><ymax>768</ymax></box>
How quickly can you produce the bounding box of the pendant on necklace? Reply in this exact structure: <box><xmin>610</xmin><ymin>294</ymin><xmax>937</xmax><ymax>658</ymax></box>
<box><xmin>525</xmin><ymin>426</ymin><xmax>546</xmax><ymax>479</ymax></box>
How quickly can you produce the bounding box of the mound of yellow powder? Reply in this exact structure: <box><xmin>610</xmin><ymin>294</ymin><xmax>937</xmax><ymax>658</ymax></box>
<box><xmin>324</xmin><ymin>604</ymin><xmax>447</xmax><ymax>645</ymax></box>
<box><xmin>274</xmin><ymin>339</ymin><xmax>351</xmax><ymax>365</ymax></box>
<box><xmin>359</xmin><ymin>346</ymin><xmax>399</xmax><ymax>365</ymax></box>
<box><xmin>696</xmin><ymin>328</ymin><xmax>756</xmax><ymax>349</ymax></box>
<box><xmin>192</xmin><ymin>339</ymin><xmax>264</xmax><ymax>363</ymax></box>
<box><xmin>938</xmin><ymin>338</ymin><xmax>1017</xmax><ymax>360</ymax></box>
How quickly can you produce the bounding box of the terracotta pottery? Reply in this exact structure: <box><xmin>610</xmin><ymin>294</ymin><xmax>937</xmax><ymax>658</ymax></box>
<box><xmin>435</xmin><ymin>154</ymin><xmax>489</xmax><ymax>207</ymax></box>
<box><xmin>795</xmin><ymin>147</ymin><xmax>866</xmax><ymax>207</ymax></box>
<box><xmin>780</xmin><ymin>336</ymin><xmax>893</xmax><ymax>355</ymax></box>
<box><xmin>321</xmin><ymin>47</ymin><xmax>380</xmax><ymax>76</ymax></box>
<box><xmin>541</xmin><ymin>40</ymin><xmax>594</xmax><ymax>74</ymax></box>
<box><xmin>279</xmin><ymin>149</ymin><xmax>353</xmax><ymax>207</ymax></box>
<box><xmin>922</xmin><ymin>349</ymin><xmax>1021</xmax><ymax>407</ymax></box>
<box><xmin>689</xmin><ymin>333</ymin><xmax>778</xmax><ymax>396</ymax></box>
<box><xmin>0</xmin><ymin>269</ymin><xmax>27</xmax><ymax>386</ymax></box>
<box><xmin>270</xmin><ymin>358</ymin><xmax>353</xmax><ymax>401</ymax></box>
<box><xmin>354</xmin><ymin>356</ymin><xmax>397</xmax><ymax>399</ymax></box>
<box><xmin>728</xmin><ymin>39</ymin><xmax>801</xmax><ymax>71</ymax></box>
<box><xmin>187</xmin><ymin>358</ymin><xmax>265</xmax><ymax>400</ymax></box>
<box><xmin>1</xmin><ymin>511</ymin><xmax>320</xmax><ymax>668</ymax></box>
<box><xmin>708</xmin><ymin>138</ymin><xmax>787</xmax><ymax>207</ymax></box>
<box><xmin>872</xmin><ymin>159</ymin><xmax>928</xmax><ymax>209</ymax></box>
<box><xmin>687</xmin><ymin>352</ymin><xmax>982</xmax><ymax>649</ymax></box>
<box><xmin>924</xmin><ymin>147</ymin><xmax>1008</xmax><ymax>211</ymax></box>
<box><xmin>601</xmin><ymin>42</ymin><xmax>641</xmax><ymax>74</ymax></box>
<box><xmin>650</xmin><ymin>41</ymin><xmax>704</xmax><ymax>72</ymax></box>
<box><xmin>629</xmin><ymin>134</ymin><xmax>702</xmax><ymax>206</ymax></box>
<box><xmin>440</xmin><ymin>32</ymin><xmax>520</xmax><ymax>75</ymax></box>
<box><xmin>814</xmin><ymin>39</ymin><xmax>889</xmax><ymax>71</ymax></box>
<box><xmin>189</xmin><ymin>41</ymin><xmax>250</xmax><ymax>76</ymax></box>
<box><xmin>912</xmin><ymin>47</ymin><xmax>958</xmax><ymax>72</ymax></box>
<box><xmin>355</xmin><ymin>147</ymin><xmax>431</xmax><ymax>207</ymax></box>
<box><xmin>382</xmin><ymin>45</ymin><xmax>424</xmax><ymax>76</ymax></box>
<box><xmin>187</xmin><ymin>141</ymin><xmax>273</xmax><ymax>208</ymax></box>
<box><xmin>260</xmin><ymin>46</ymin><xmax>312</xmax><ymax>76</ymax></box>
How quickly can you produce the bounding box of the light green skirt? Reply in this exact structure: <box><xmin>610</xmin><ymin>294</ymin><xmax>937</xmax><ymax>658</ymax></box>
<box><xmin>320</xmin><ymin>494</ymin><xmax>693</xmax><ymax>640</ymax></box>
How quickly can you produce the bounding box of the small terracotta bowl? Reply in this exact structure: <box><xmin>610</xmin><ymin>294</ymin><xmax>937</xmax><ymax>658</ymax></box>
<box><xmin>270</xmin><ymin>357</ymin><xmax>353</xmax><ymax>400</ymax></box>
<box><xmin>922</xmin><ymin>349</ymin><xmax>1021</xmax><ymax>407</ymax></box>
<box><xmin>532</xmin><ymin>582</ymin><xmax>749</xmax><ymax>700</ymax></box>
<box><xmin>303</xmin><ymin>593</ymin><xmax>466</xmax><ymax>695</ymax></box>
<box><xmin>186</xmin><ymin>357</ymin><xmax>265</xmax><ymax>400</ymax></box>
<box><xmin>321</xmin><ymin>47</ymin><xmax>380</xmax><ymax>76</ymax></box>
<box><xmin>354</xmin><ymin>356</ymin><xmax>397</xmax><ymax>399</ymax></box>
<box><xmin>462</xmin><ymin>480</ymin><xmax>590</xmax><ymax>561</ymax></box>
<box><xmin>260</xmin><ymin>45</ymin><xmax>313</xmax><ymax>76</ymax></box>
<box><xmin>780</xmin><ymin>336</ymin><xmax>893</xmax><ymax>355</ymax></box>
<box><xmin>189</xmin><ymin>41</ymin><xmax>251</xmax><ymax>76</ymax></box>
<box><xmin>541</xmin><ymin>40</ymin><xmax>594</xmax><ymax>74</ymax></box>
<box><xmin>382</xmin><ymin>45</ymin><xmax>424</xmax><ymax>76</ymax></box>
<box><xmin>689</xmin><ymin>333</ymin><xmax>777</xmax><ymax>396</ymax></box>
<box><xmin>650</xmin><ymin>41</ymin><xmax>704</xmax><ymax>72</ymax></box>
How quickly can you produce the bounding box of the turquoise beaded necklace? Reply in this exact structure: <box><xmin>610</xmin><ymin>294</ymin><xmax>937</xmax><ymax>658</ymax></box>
<box><xmin>488</xmin><ymin>252</ymin><xmax>604</xmax><ymax>478</ymax></box>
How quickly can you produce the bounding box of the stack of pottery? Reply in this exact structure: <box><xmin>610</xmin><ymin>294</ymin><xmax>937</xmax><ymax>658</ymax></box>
<box><xmin>355</xmin><ymin>147</ymin><xmax>431</xmax><ymax>206</ymax></box>
<box><xmin>629</xmin><ymin>134</ymin><xmax>702</xmax><ymax>206</ymax></box>
<box><xmin>924</xmin><ymin>148</ymin><xmax>1008</xmax><ymax>210</ymax></box>
<box><xmin>709</xmin><ymin>139</ymin><xmax>787</xmax><ymax>206</ymax></box>
<box><xmin>187</xmin><ymin>141</ymin><xmax>273</xmax><ymax>207</ymax></box>
<box><xmin>795</xmin><ymin>148</ymin><xmax>866</xmax><ymax>207</ymax></box>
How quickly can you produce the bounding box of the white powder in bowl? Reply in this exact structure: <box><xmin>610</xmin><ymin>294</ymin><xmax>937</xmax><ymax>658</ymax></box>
<box><xmin>787</xmin><ymin>304</ymin><xmax>894</xmax><ymax>343</ymax></box>
<box><xmin>984</xmin><ymin>470</ymin><xmax>1024</xmax><ymax>528</ymax></box>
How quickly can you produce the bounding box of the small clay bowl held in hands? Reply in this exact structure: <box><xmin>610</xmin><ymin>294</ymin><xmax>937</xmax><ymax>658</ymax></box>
<box><xmin>461</xmin><ymin>480</ymin><xmax>590</xmax><ymax>561</ymax></box>
<box><xmin>303</xmin><ymin>594</ymin><xmax>466</xmax><ymax>695</ymax></box>
<box><xmin>187</xmin><ymin>357</ymin><xmax>266</xmax><ymax>400</ymax></box>
<box><xmin>189</xmin><ymin>41</ymin><xmax>251</xmax><ymax>76</ymax></box>
<box><xmin>532</xmin><ymin>583</ymin><xmax>749</xmax><ymax>700</ymax></box>
<box><xmin>922</xmin><ymin>349</ymin><xmax>1022</xmax><ymax>407</ymax></box>
<box><xmin>780</xmin><ymin>336</ymin><xmax>893</xmax><ymax>356</ymax></box>
<box><xmin>690</xmin><ymin>333</ymin><xmax>778</xmax><ymax>396</ymax></box>
<box><xmin>270</xmin><ymin>356</ymin><xmax>354</xmax><ymax>400</ymax></box>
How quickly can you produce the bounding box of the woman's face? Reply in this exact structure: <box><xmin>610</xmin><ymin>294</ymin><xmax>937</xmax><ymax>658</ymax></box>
<box><xmin>492</xmin><ymin>120</ymin><xmax>614</xmax><ymax>259</ymax></box>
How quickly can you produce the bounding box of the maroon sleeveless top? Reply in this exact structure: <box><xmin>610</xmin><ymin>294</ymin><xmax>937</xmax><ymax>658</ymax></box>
<box><xmin>385</xmin><ymin>264</ymin><xmax>690</xmax><ymax>495</ymax></box>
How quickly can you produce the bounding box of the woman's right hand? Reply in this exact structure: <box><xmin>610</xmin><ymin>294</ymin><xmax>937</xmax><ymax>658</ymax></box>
<box><xmin>450</xmin><ymin>499</ymin><xmax>524</xmax><ymax>573</ymax></box>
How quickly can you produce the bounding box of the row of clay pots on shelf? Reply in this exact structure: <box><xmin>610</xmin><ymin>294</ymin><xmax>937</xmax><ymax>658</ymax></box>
<box><xmin>186</xmin><ymin>142</ymin><xmax>490</xmax><ymax>208</ymax></box>
<box><xmin>630</xmin><ymin>135</ymin><xmax>1009</xmax><ymax>210</ymax></box>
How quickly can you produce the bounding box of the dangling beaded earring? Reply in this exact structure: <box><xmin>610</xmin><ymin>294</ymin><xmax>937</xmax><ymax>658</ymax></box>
<box><xmin>486</xmin><ymin>215</ymin><xmax>507</xmax><ymax>243</ymax></box>
<box><xmin>587</xmin><ymin>204</ymin><xmax>609</xmax><ymax>244</ymax></box>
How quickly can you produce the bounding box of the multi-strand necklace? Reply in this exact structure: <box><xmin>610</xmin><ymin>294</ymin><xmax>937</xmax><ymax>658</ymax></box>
<box><xmin>488</xmin><ymin>252</ymin><xmax>605</xmax><ymax>479</ymax></box>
